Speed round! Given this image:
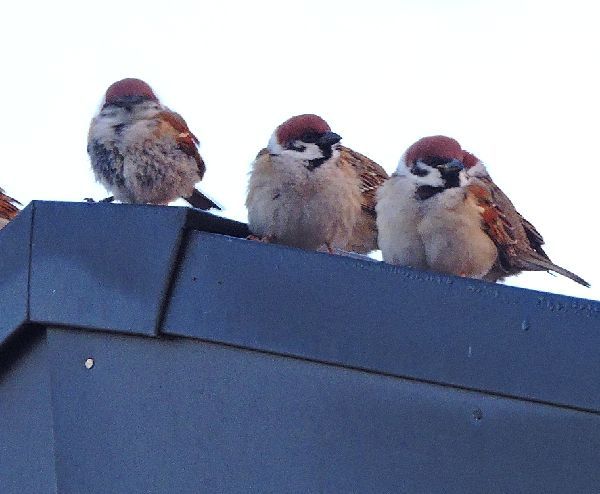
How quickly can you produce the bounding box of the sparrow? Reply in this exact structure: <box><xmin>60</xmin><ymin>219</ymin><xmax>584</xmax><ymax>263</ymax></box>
<box><xmin>0</xmin><ymin>187</ymin><xmax>21</xmax><ymax>229</ymax></box>
<box><xmin>87</xmin><ymin>78</ymin><xmax>219</xmax><ymax>210</ymax></box>
<box><xmin>246</xmin><ymin>114</ymin><xmax>388</xmax><ymax>253</ymax></box>
<box><xmin>376</xmin><ymin>135</ymin><xmax>589</xmax><ymax>286</ymax></box>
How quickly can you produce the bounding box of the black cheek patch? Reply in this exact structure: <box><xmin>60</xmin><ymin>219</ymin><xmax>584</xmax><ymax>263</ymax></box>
<box><xmin>306</xmin><ymin>145</ymin><xmax>332</xmax><ymax>170</ymax></box>
<box><xmin>415</xmin><ymin>185</ymin><xmax>444</xmax><ymax>200</ymax></box>
<box><xmin>443</xmin><ymin>173</ymin><xmax>461</xmax><ymax>188</ymax></box>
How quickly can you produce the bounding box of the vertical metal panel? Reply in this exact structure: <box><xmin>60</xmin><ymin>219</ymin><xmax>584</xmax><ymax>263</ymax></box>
<box><xmin>47</xmin><ymin>328</ymin><xmax>600</xmax><ymax>494</ymax></box>
<box><xmin>164</xmin><ymin>231</ymin><xmax>600</xmax><ymax>412</ymax></box>
<box><xmin>0</xmin><ymin>331</ymin><xmax>57</xmax><ymax>494</ymax></box>
<box><xmin>29</xmin><ymin>202</ymin><xmax>189</xmax><ymax>335</ymax></box>
<box><xmin>0</xmin><ymin>205</ymin><xmax>32</xmax><ymax>344</ymax></box>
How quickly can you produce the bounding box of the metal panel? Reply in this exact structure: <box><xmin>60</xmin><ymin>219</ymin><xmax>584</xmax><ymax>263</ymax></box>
<box><xmin>46</xmin><ymin>328</ymin><xmax>600</xmax><ymax>494</ymax></box>
<box><xmin>0</xmin><ymin>330</ymin><xmax>57</xmax><ymax>494</ymax></box>
<box><xmin>164</xmin><ymin>231</ymin><xmax>600</xmax><ymax>412</ymax></box>
<box><xmin>29</xmin><ymin>201</ymin><xmax>189</xmax><ymax>335</ymax></box>
<box><xmin>0</xmin><ymin>205</ymin><xmax>32</xmax><ymax>344</ymax></box>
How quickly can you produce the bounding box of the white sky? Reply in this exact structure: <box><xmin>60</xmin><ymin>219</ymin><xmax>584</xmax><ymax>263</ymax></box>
<box><xmin>1</xmin><ymin>0</ymin><xmax>598</xmax><ymax>300</ymax></box>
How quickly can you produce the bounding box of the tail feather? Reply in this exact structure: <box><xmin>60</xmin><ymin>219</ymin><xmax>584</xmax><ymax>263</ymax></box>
<box><xmin>520</xmin><ymin>256</ymin><xmax>590</xmax><ymax>288</ymax></box>
<box><xmin>185</xmin><ymin>189</ymin><xmax>221</xmax><ymax>211</ymax></box>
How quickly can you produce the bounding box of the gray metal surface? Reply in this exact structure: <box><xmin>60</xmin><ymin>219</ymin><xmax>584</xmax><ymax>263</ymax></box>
<box><xmin>0</xmin><ymin>201</ymin><xmax>249</xmax><ymax>343</ymax></box>
<box><xmin>0</xmin><ymin>331</ymin><xmax>57</xmax><ymax>494</ymax></box>
<box><xmin>45</xmin><ymin>328</ymin><xmax>600</xmax><ymax>494</ymax></box>
<box><xmin>29</xmin><ymin>201</ymin><xmax>190</xmax><ymax>335</ymax></box>
<box><xmin>0</xmin><ymin>206</ymin><xmax>32</xmax><ymax>340</ymax></box>
<box><xmin>164</xmin><ymin>230</ymin><xmax>600</xmax><ymax>413</ymax></box>
<box><xmin>1</xmin><ymin>202</ymin><xmax>600</xmax><ymax>493</ymax></box>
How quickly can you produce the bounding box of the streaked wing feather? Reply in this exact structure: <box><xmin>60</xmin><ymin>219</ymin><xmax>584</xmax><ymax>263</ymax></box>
<box><xmin>469</xmin><ymin>177</ymin><xmax>589</xmax><ymax>287</ymax></box>
<box><xmin>0</xmin><ymin>188</ymin><xmax>21</xmax><ymax>222</ymax></box>
<box><xmin>339</xmin><ymin>145</ymin><xmax>388</xmax><ymax>217</ymax></box>
<box><xmin>158</xmin><ymin>110</ymin><xmax>206</xmax><ymax>179</ymax></box>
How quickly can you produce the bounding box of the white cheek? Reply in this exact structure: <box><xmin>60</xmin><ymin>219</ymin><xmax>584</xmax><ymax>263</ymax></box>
<box><xmin>91</xmin><ymin>108</ymin><xmax>127</xmax><ymax>141</ymax></box>
<box><xmin>414</xmin><ymin>165</ymin><xmax>444</xmax><ymax>187</ymax></box>
<box><xmin>394</xmin><ymin>158</ymin><xmax>444</xmax><ymax>187</ymax></box>
<box><xmin>299</xmin><ymin>143</ymin><xmax>324</xmax><ymax>161</ymax></box>
<box><xmin>459</xmin><ymin>169</ymin><xmax>470</xmax><ymax>186</ymax></box>
<box><xmin>281</xmin><ymin>149</ymin><xmax>309</xmax><ymax>161</ymax></box>
<box><xmin>422</xmin><ymin>170</ymin><xmax>444</xmax><ymax>187</ymax></box>
<box><xmin>279</xmin><ymin>142</ymin><xmax>325</xmax><ymax>162</ymax></box>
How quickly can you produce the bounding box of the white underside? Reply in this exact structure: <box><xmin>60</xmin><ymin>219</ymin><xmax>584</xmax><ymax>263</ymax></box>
<box><xmin>88</xmin><ymin>103</ymin><xmax>201</xmax><ymax>204</ymax></box>
<box><xmin>376</xmin><ymin>174</ymin><xmax>498</xmax><ymax>278</ymax></box>
<box><xmin>247</xmin><ymin>153</ymin><xmax>362</xmax><ymax>251</ymax></box>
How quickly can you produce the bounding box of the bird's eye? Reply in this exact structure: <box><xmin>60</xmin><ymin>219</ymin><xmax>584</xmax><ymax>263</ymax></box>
<box><xmin>421</xmin><ymin>156</ymin><xmax>451</xmax><ymax>167</ymax></box>
<box><xmin>288</xmin><ymin>141</ymin><xmax>307</xmax><ymax>152</ymax></box>
<box><xmin>411</xmin><ymin>164</ymin><xmax>429</xmax><ymax>177</ymax></box>
<box><xmin>300</xmin><ymin>132</ymin><xmax>320</xmax><ymax>143</ymax></box>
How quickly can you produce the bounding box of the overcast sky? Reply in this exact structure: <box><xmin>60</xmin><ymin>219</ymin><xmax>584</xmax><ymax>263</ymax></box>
<box><xmin>2</xmin><ymin>0</ymin><xmax>598</xmax><ymax>300</ymax></box>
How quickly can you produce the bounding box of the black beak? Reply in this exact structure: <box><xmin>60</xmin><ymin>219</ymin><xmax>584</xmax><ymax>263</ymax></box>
<box><xmin>438</xmin><ymin>158</ymin><xmax>464</xmax><ymax>174</ymax></box>
<box><xmin>318</xmin><ymin>131</ymin><xmax>342</xmax><ymax>147</ymax></box>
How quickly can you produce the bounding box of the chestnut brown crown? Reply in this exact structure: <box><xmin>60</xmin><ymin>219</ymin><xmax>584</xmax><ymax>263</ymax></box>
<box><xmin>276</xmin><ymin>114</ymin><xmax>331</xmax><ymax>145</ymax></box>
<box><xmin>405</xmin><ymin>135</ymin><xmax>479</xmax><ymax>168</ymax></box>
<box><xmin>105</xmin><ymin>78</ymin><xmax>158</xmax><ymax>104</ymax></box>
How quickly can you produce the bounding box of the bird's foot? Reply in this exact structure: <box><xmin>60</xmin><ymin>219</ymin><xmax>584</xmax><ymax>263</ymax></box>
<box><xmin>246</xmin><ymin>234</ymin><xmax>273</xmax><ymax>243</ymax></box>
<box><xmin>83</xmin><ymin>196</ymin><xmax>115</xmax><ymax>203</ymax></box>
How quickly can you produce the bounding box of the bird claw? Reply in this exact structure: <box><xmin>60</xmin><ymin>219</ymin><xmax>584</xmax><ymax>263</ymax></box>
<box><xmin>246</xmin><ymin>234</ymin><xmax>272</xmax><ymax>243</ymax></box>
<box><xmin>84</xmin><ymin>196</ymin><xmax>115</xmax><ymax>203</ymax></box>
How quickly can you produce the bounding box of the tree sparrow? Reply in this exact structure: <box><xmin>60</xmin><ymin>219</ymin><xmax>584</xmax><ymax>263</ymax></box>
<box><xmin>376</xmin><ymin>135</ymin><xmax>589</xmax><ymax>286</ymax></box>
<box><xmin>88</xmin><ymin>78</ymin><xmax>219</xmax><ymax>210</ymax></box>
<box><xmin>0</xmin><ymin>187</ymin><xmax>20</xmax><ymax>229</ymax></box>
<box><xmin>246</xmin><ymin>114</ymin><xmax>388</xmax><ymax>253</ymax></box>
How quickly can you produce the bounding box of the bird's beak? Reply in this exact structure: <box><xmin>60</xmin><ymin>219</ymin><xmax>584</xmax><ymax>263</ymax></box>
<box><xmin>438</xmin><ymin>159</ymin><xmax>464</xmax><ymax>174</ymax></box>
<box><xmin>318</xmin><ymin>132</ymin><xmax>342</xmax><ymax>147</ymax></box>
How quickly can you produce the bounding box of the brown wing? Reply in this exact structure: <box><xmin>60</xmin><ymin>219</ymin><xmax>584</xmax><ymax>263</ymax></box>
<box><xmin>255</xmin><ymin>148</ymin><xmax>270</xmax><ymax>160</ymax></box>
<box><xmin>339</xmin><ymin>145</ymin><xmax>388</xmax><ymax>217</ymax></box>
<box><xmin>0</xmin><ymin>188</ymin><xmax>21</xmax><ymax>223</ymax></box>
<box><xmin>468</xmin><ymin>177</ymin><xmax>589</xmax><ymax>287</ymax></box>
<box><xmin>519</xmin><ymin>215</ymin><xmax>548</xmax><ymax>257</ymax></box>
<box><xmin>157</xmin><ymin>110</ymin><xmax>206</xmax><ymax>179</ymax></box>
<box><xmin>339</xmin><ymin>146</ymin><xmax>389</xmax><ymax>253</ymax></box>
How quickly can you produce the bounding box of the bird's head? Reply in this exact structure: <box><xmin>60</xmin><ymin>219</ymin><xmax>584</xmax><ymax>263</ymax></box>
<box><xmin>400</xmin><ymin>135</ymin><xmax>483</xmax><ymax>189</ymax></box>
<box><xmin>268</xmin><ymin>114</ymin><xmax>342</xmax><ymax>170</ymax></box>
<box><xmin>103</xmin><ymin>78</ymin><xmax>159</xmax><ymax>110</ymax></box>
